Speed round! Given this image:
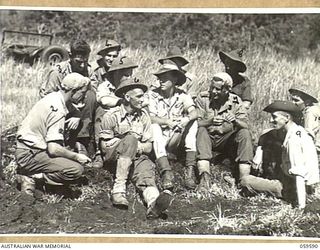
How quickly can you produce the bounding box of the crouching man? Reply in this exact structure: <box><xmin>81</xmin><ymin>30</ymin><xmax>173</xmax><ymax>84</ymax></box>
<box><xmin>98</xmin><ymin>78</ymin><xmax>172</xmax><ymax>219</ymax></box>
<box><xmin>241</xmin><ymin>101</ymin><xmax>319</xmax><ymax>209</ymax></box>
<box><xmin>15</xmin><ymin>73</ymin><xmax>92</xmax><ymax>196</ymax></box>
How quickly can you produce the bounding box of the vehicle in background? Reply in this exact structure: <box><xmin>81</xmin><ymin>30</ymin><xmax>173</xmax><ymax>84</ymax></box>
<box><xmin>1</xmin><ymin>30</ymin><xmax>69</xmax><ymax>66</ymax></box>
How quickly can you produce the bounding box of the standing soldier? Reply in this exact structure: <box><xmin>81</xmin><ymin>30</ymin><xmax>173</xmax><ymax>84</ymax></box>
<box><xmin>146</xmin><ymin>64</ymin><xmax>198</xmax><ymax>191</ymax></box>
<box><xmin>241</xmin><ymin>101</ymin><xmax>319</xmax><ymax>209</ymax></box>
<box><xmin>98</xmin><ymin>78</ymin><xmax>172</xmax><ymax>219</ymax></box>
<box><xmin>219</xmin><ymin>49</ymin><xmax>253</xmax><ymax>108</ymax></box>
<box><xmin>39</xmin><ymin>38</ymin><xmax>96</xmax><ymax>156</ymax></box>
<box><xmin>195</xmin><ymin>72</ymin><xmax>254</xmax><ymax>189</ymax></box>
<box><xmin>16</xmin><ymin>73</ymin><xmax>91</xmax><ymax>196</ymax></box>
<box><xmin>92</xmin><ymin>56</ymin><xmax>138</xmax><ymax>168</ymax></box>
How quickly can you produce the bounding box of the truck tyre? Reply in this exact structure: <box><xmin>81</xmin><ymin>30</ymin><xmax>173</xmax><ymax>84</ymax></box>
<box><xmin>40</xmin><ymin>45</ymin><xmax>69</xmax><ymax>66</ymax></box>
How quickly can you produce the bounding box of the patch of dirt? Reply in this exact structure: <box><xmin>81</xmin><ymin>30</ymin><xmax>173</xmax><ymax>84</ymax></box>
<box><xmin>1</xmin><ymin>128</ymin><xmax>320</xmax><ymax>236</ymax></box>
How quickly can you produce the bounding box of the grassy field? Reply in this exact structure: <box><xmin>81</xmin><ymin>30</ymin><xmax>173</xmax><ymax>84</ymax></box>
<box><xmin>1</xmin><ymin>42</ymin><xmax>320</xmax><ymax>236</ymax></box>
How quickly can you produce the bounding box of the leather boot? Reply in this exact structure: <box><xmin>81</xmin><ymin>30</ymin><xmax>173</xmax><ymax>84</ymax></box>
<box><xmin>157</xmin><ymin>156</ymin><xmax>174</xmax><ymax>190</ymax></box>
<box><xmin>111</xmin><ymin>157</ymin><xmax>132</xmax><ymax>209</ymax></box>
<box><xmin>16</xmin><ymin>174</ymin><xmax>36</xmax><ymax>196</ymax></box>
<box><xmin>146</xmin><ymin>190</ymin><xmax>173</xmax><ymax>219</ymax></box>
<box><xmin>196</xmin><ymin>172</ymin><xmax>211</xmax><ymax>192</ymax></box>
<box><xmin>184</xmin><ymin>165</ymin><xmax>196</xmax><ymax>190</ymax></box>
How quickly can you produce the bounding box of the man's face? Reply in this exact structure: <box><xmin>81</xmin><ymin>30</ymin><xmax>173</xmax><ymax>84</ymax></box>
<box><xmin>70</xmin><ymin>53</ymin><xmax>89</xmax><ymax>74</ymax></box>
<box><xmin>126</xmin><ymin>88</ymin><xmax>145</xmax><ymax>110</ymax></box>
<box><xmin>71</xmin><ymin>85</ymin><xmax>88</xmax><ymax>105</ymax></box>
<box><xmin>290</xmin><ymin>94</ymin><xmax>305</xmax><ymax>111</ymax></box>
<box><xmin>269</xmin><ymin>111</ymin><xmax>289</xmax><ymax>130</ymax></box>
<box><xmin>158</xmin><ymin>72</ymin><xmax>175</xmax><ymax>92</ymax></box>
<box><xmin>210</xmin><ymin>81</ymin><xmax>228</xmax><ymax>101</ymax></box>
<box><xmin>113</xmin><ymin>68</ymin><xmax>133</xmax><ymax>85</ymax></box>
<box><xmin>103</xmin><ymin>50</ymin><xmax>119</xmax><ymax>68</ymax></box>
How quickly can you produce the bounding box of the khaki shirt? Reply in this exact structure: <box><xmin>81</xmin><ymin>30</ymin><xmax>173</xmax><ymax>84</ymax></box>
<box><xmin>99</xmin><ymin>104</ymin><xmax>152</xmax><ymax>143</ymax></box>
<box><xmin>17</xmin><ymin>91</ymin><xmax>68</xmax><ymax>150</ymax></box>
<box><xmin>282</xmin><ymin>123</ymin><xmax>319</xmax><ymax>185</ymax></box>
<box><xmin>195</xmin><ymin>92</ymin><xmax>249</xmax><ymax>135</ymax></box>
<box><xmin>303</xmin><ymin>105</ymin><xmax>320</xmax><ymax>152</ymax></box>
<box><xmin>146</xmin><ymin>87</ymin><xmax>195</xmax><ymax>122</ymax></box>
<box><xmin>90</xmin><ymin>66</ymin><xmax>109</xmax><ymax>91</ymax></box>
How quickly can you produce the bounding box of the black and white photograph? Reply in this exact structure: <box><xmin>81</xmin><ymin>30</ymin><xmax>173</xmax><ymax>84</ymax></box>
<box><xmin>0</xmin><ymin>7</ymin><xmax>320</xmax><ymax>238</ymax></box>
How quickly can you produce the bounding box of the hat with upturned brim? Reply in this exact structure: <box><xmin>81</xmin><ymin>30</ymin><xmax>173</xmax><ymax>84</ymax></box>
<box><xmin>263</xmin><ymin>100</ymin><xmax>301</xmax><ymax>115</ymax></box>
<box><xmin>289</xmin><ymin>86</ymin><xmax>318</xmax><ymax>104</ymax></box>
<box><xmin>218</xmin><ymin>49</ymin><xmax>247</xmax><ymax>73</ymax></box>
<box><xmin>108</xmin><ymin>56</ymin><xmax>138</xmax><ymax>73</ymax></box>
<box><xmin>153</xmin><ymin>64</ymin><xmax>187</xmax><ymax>86</ymax></box>
<box><xmin>61</xmin><ymin>72</ymin><xmax>90</xmax><ymax>91</ymax></box>
<box><xmin>115</xmin><ymin>77</ymin><xmax>148</xmax><ymax>97</ymax></box>
<box><xmin>158</xmin><ymin>46</ymin><xmax>189</xmax><ymax>67</ymax></box>
<box><xmin>97</xmin><ymin>39</ymin><xmax>121</xmax><ymax>56</ymax></box>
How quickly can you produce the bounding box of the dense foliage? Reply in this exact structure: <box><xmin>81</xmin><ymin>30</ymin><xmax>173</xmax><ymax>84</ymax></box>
<box><xmin>1</xmin><ymin>10</ymin><xmax>320</xmax><ymax>59</ymax></box>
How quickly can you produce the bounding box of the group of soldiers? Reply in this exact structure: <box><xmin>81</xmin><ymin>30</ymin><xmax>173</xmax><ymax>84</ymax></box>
<box><xmin>14</xmin><ymin>38</ymin><xmax>320</xmax><ymax>219</ymax></box>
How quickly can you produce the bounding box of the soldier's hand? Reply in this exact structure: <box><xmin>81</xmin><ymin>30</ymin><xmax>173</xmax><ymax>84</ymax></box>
<box><xmin>167</xmin><ymin>119</ymin><xmax>178</xmax><ymax>129</ymax></box>
<box><xmin>224</xmin><ymin>113</ymin><xmax>236</xmax><ymax>123</ymax></box>
<box><xmin>76</xmin><ymin>153</ymin><xmax>92</xmax><ymax>164</ymax></box>
<box><xmin>212</xmin><ymin>117</ymin><xmax>224</xmax><ymax>126</ymax></box>
<box><xmin>66</xmin><ymin>117</ymin><xmax>81</xmax><ymax>130</ymax></box>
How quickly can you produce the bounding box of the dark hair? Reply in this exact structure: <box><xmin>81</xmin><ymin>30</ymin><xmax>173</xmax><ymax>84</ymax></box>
<box><xmin>70</xmin><ymin>39</ymin><xmax>91</xmax><ymax>56</ymax></box>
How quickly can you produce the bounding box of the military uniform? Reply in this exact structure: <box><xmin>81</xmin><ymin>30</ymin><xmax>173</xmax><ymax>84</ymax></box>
<box><xmin>195</xmin><ymin>91</ymin><xmax>253</xmax><ymax>165</ymax></box>
<box><xmin>304</xmin><ymin>105</ymin><xmax>320</xmax><ymax>153</ymax></box>
<box><xmin>39</xmin><ymin>60</ymin><xmax>96</xmax><ymax>151</ymax></box>
<box><xmin>99</xmin><ymin>104</ymin><xmax>156</xmax><ymax>194</ymax></box>
<box><xmin>231</xmin><ymin>74</ymin><xmax>253</xmax><ymax>104</ymax></box>
<box><xmin>146</xmin><ymin>87</ymin><xmax>197</xmax><ymax>163</ymax></box>
<box><xmin>15</xmin><ymin>91</ymin><xmax>84</xmax><ymax>185</ymax></box>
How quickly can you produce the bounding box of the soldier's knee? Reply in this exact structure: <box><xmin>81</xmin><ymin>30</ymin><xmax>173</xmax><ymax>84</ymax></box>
<box><xmin>67</xmin><ymin>164</ymin><xmax>84</xmax><ymax>179</ymax></box>
<box><xmin>123</xmin><ymin>134</ymin><xmax>138</xmax><ymax>146</ymax></box>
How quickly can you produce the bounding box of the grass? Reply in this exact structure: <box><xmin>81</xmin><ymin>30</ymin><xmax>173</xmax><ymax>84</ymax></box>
<box><xmin>1</xmin><ymin>41</ymin><xmax>320</xmax><ymax>236</ymax></box>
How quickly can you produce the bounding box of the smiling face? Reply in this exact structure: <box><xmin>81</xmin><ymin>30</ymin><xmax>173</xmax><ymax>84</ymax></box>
<box><xmin>269</xmin><ymin>111</ymin><xmax>290</xmax><ymax>130</ymax></box>
<box><xmin>125</xmin><ymin>88</ymin><xmax>145</xmax><ymax>110</ymax></box>
<box><xmin>210</xmin><ymin>80</ymin><xmax>229</xmax><ymax>102</ymax></box>
<box><xmin>103</xmin><ymin>50</ymin><xmax>119</xmax><ymax>68</ymax></box>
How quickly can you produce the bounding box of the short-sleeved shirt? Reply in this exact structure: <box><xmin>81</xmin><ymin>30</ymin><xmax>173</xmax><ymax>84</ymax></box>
<box><xmin>303</xmin><ymin>105</ymin><xmax>320</xmax><ymax>152</ymax></box>
<box><xmin>146</xmin><ymin>87</ymin><xmax>195</xmax><ymax>122</ymax></box>
<box><xmin>99</xmin><ymin>104</ymin><xmax>152</xmax><ymax>143</ymax></box>
<box><xmin>195</xmin><ymin>92</ymin><xmax>249</xmax><ymax>135</ymax></box>
<box><xmin>282</xmin><ymin>123</ymin><xmax>319</xmax><ymax>185</ymax></box>
<box><xmin>39</xmin><ymin>60</ymin><xmax>91</xmax><ymax>97</ymax></box>
<box><xmin>90</xmin><ymin>66</ymin><xmax>109</xmax><ymax>91</ymax></box>
<box><xmin>17</xmin><ymin>91</ymin><xmax>68</xmax><ymax>150</ymax></box>
<box><xmin>231</xmin><ymin>74</ymin><xmax>253</xmax><ymax>103</ymax></box>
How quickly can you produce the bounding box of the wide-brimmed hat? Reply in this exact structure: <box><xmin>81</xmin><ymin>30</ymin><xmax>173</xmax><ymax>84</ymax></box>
<box><xmin>289</xmin><ymin>86</ymin><xmax>318</xmax><ymax>103</ymax></box>
<box><xmin>97</xmin><ymin>39</ymin><xmax>121</xmax><ymax>56</ymax></box>
<box><xmin>115</xmin><ymin>77</ymin><xmax>148</xmax><ymax>97</ymax></box>
<box><xmin>153</xmin><ymin>64</ymin><xmax>187</xmax><ymax>86</ymax></box>
<box><xmin>218</xmin><ymin>49</ymin><xmax>247</xmax><ymax>73</ymax></box>
<box><xmin>263</xmin><ymin>100</ymin><xmax>301</xmax><ymax>114</ymax></box>
<box><xmin>158</xmin><ymin>46</ymin><xmax>189</xmax><ymax>67</ymax></box>
<box><xmin>108</xmin><ymin>56</ymin><xmax>138</xmax><ymax>73</ymax></box>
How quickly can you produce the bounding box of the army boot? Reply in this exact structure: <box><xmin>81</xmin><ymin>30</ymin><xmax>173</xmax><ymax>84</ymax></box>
<box><xmin>156</xmin><ymin>156</ymin><xmax>174</xmax><ymax>190</ymax></box>
<box><xmin>184</xmin><ymin>165</ymin><xmax>197</xmax><ymax>190</ymax></box>
<box><xmin>146</xmin><ymin>189</ymin><xmax>173</xmax><ymax>219</ymax></box>
<box><xmin>196</xmin><ymin>160</ymin><xmax>211</xmax><ymax>192</ymax></box>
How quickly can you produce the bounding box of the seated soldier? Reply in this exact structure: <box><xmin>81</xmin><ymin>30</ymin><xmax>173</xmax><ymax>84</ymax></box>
<box><xmin>16</xmin><ymin>73</ymin><xmax>92</xmax><ymax>196</ymax></box>
<box><xmin>241</xmin><ymin>101</ymin><xmax>319</xmax><ymax>209</ymax></box>
<box><xmin>195</xmin><ymin>72</ymin><xmax>254</xmax><ymax>188</ymax></box>
<box><xmin>145</xmin><ymin>64</ymin><xmax>198</xmax><ymax>191</ymax></box>
<box><xmin>98</xmin><ymin>78</ymin><xmax>172</xmax><ymax>219</ymax></box>
<box><xmin>92</xmin><ymin>56</ymin><xmax>139</xmax><ymax>168</ymax></box>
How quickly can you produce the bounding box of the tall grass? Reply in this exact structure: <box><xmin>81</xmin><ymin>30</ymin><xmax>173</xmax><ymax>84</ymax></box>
<box><xmin>1</xmin><ymin>42</ymin><xmax>320</xmax><ymax>139</ymax></box>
